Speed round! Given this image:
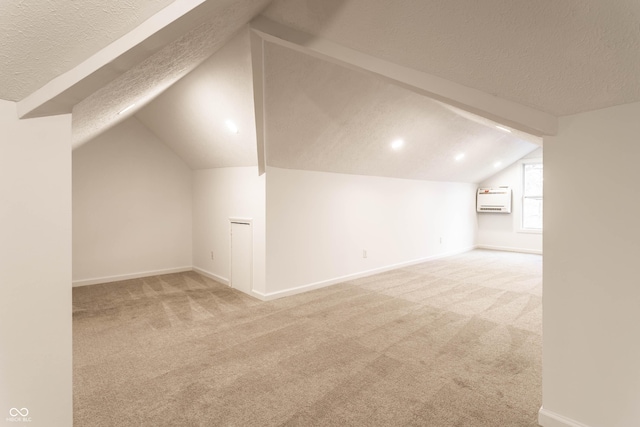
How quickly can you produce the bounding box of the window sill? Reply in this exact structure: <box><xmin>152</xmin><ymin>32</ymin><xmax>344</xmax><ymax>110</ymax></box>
<box><xmin>517</xmin><ymin>228</ymin><xmax>542</xmax><ymax>234</ymax></box>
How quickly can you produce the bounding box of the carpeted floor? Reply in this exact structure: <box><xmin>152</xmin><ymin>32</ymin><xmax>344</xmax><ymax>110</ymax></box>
<box><xmin>73</xmin><ymin>250</ymin><xmax>542</xmax><ymax>426</ymax></box>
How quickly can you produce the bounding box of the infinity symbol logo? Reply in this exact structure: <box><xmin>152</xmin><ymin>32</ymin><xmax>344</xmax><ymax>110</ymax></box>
<box><xmin>9</xmin><ymin>408</ymin><xmax>29</xmax><ymax>417</ymax></box>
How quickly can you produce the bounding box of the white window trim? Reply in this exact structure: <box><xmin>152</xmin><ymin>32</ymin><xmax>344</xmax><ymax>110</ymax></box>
<box><xmin>517</xmin><ymin>157</ymin><xmax>543</xmax><ymax>234</ymax></box>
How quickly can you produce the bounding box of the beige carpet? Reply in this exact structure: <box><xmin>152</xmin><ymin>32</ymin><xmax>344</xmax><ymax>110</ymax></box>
<box><xmin>73</xmin><ymin>250</ymin><xmax>542</xmax><ymax>426</ymax></box>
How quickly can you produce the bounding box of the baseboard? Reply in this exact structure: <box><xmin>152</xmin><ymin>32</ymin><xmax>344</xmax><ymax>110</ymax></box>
<box><xmin>260</xmin><ymin>246</ymin><xmax>476</xmax><ymax>301</ymax></box>
<box><xmin>538</xmin><ymin>407</ymin><xmax>591</xmax><ymax>427</ymax></box>
<box><xmin>476</xmin><ymin>244</ymin><xmax>542</xmax><ymax>255</ymax></box>
<box><xmin>192</xmin><ymin>266</ymin><xmax>229</xmax><ymax>286</ymax></box>
<box><xmin>72</xmin><ymin>266</ymin><xmax>193</xmax><ymax>287</ymax></box>
<box><xmin>193</xmin><ymin>268</ymin><xmax>264</xmax><ymax>299</ymax></box>
<box><xmin>249</xmin><ymin>289</ymin><xmax>268</xmax><ymax>301</ymax></box>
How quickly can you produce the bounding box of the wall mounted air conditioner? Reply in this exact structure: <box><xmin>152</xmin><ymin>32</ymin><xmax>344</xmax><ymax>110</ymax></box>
<box><xmin>477</xmin><ymin>187</ymin><xmax>512</xmax><ymax>213</ymax></box>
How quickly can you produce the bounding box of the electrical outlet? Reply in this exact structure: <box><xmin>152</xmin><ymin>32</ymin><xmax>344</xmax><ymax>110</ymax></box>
<box><xmin>363</xmin><ymin>250</ymin><xmax>367</xmax><ymax>258</ymax></box>
<box><xmin>439</xmin><ymin>237</ymin><xmax>443</xmax><ymax>244</ymax></box>
<box><xmin>210</xmin><ymin>251</ymin><xmax>214</xmax><ymax>260</ymax></box>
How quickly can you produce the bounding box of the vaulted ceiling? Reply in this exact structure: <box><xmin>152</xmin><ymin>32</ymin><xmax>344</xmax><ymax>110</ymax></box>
<box><xmin>263</xmin><ymin>0</ymin><xmax>640</xmax><ymax>116</ymax></box>
<box><xmin>3</xmin><ymin>0</ymin><xmax>640</xmax><ymax>183</ymax></box>
<box><xmin>0</xmin><ymin>0</ymin><xmax>175</xmax><ymax>101</ymax></box>
<box><xmin>263</xmin><ymin>41</ymin><xmax>538</xmax><ymax>182</ymax></box>
<box><xmin>136</xmin><ymin>29</ymin><xmax>259</xmax><ymax>170</ymax></box>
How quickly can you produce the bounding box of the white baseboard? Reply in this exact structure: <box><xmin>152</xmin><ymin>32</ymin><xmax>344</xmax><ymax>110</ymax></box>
<box><xmin>194</xmin><ymin>268</ymin><xmax>265</xmax><ymax>300</ymax></box>
<box><xmin>259</xmin><ymin>246</ymin><xmax>476</xmax><ymax>301</ymax></box>
<box><xmin>72</xmin><ymin>266</ymin><xmax>192</xmax><ymax>287</ymax></box>
<box><xmin>249</xmin><ymin>289</ymin><xmax>268</xmax><ymax>301</ymax></box>
<box><xmin>476</xmin><ymin>244</ymin><xmax>542</xmax><ymax>255</ymax></box>
<box><xmin>192</xmin><ymin>266</ymin><xmax>229</xmax><ymax>286</ymax></box>
<box><xmin>538</xmin><ymin>407</ymin><xmax>591</xmax><ymax>427</ymax></box>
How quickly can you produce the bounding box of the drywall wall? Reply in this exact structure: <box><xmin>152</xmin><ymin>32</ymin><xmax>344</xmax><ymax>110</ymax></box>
<box><xmin>0</xmin><ymin>100</ymin><xmax>72</xmax><ymax>426</ymax></box>
<box><xmin>192</xmin><ymin>167</ymin><xmax>266</xmax><ymax>295</ymax></box>
<box><xmin>477</xmin><ymin>148</ymin><xmax>543</xmax><ymax>254</ymax></box>
<box><xmin>72</xmin><ymin>117</ymin><xmax>192</xmax><ymax>285</ymax></box>
<box><xmin>265</xmin><ymin>167</ymin><xmax>477</xmax><ymax>297</ymax></box>
<box><xmin>540</xmin><ymin>102</ymin><xmax>640</xmax><ymax>427</ymax></box>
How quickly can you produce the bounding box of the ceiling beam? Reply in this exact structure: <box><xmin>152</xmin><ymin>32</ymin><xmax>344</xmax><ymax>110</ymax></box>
<box><xmin>250</xmin><ymin>16</ymin><xmax>557</xmax><ymax>137</ymax></box>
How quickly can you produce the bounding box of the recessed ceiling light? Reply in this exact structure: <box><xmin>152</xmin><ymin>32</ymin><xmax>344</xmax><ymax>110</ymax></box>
<box><xmin>391</xmin><ymin>139</ymin><xmax>404</xmax><ymax>150</ymax></box>
<box><xmin>455</xmin><ymin>153</ymin><xmax>465</xmax><ymax>161</ymax></box>
<box><xmin>225</xmin><ymin>119</ymin><xmax>239</xmax><ymax>134</ymax></box>
<box><xmin>494</xmin><ymin>161</ymin><xmax>502</xmax><ymax>168</ymax></box>
<box><xmin>118</xmin><ymin>103</ymin><xmax>136</xmax><ymax>115</ymax></box>
<box><xmin>495</xmin><ymin>125</ymin><xmax>512</xmax><ymax>133</ymax></box>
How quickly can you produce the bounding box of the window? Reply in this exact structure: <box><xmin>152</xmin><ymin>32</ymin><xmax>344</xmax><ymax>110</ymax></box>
<box><xmin>522</xmin><ymin>163</ymin><xmax>543</xmax><ymax>230</ymax></box>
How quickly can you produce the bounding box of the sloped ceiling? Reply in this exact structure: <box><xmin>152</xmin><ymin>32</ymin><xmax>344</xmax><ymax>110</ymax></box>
<box><xmin>263</xmin><ymin>42</ymin><xmax>539</xmax><ymax>183</ymax></box>
<box><xmin>72</xmin><ymin>0</ymin><xmax>272</xmax><ymax>147</ymax></box>
<box><xmin>263</xmin><ymin>0</ymin><xmax>640</xmax><ymax>116</ymax></box>
<box><xmin>10</xmin><ymin>0</ymin><xmax>640</xmax><ymax>182</ymax></box>
<box><xmin>136</xmin><ymin>29</ymin><xmax>258</xmax><ymax>169</ymax></box>
<box><xmin>129</xmin><ymin>17</ymin><xmax>540</xmax><ymax>182</ymax></box>
<box><xmin>0</xmin><ymin>0</ymin><xmax>175</xmax><ymax>101</ymax></box>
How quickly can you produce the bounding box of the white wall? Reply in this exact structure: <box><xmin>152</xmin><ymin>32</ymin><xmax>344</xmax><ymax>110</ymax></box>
<box><xmin>477</xmin><ymin>148</ymin><xmax>543</xmax><ymax>254</ymax></box>
<box><xmin>540</xmin><ymin>102</ymin><xmax>640</xmax><ymax>427</ymax></box>
<box><xmin>266</xmin><ymin>167</ymin><xmax>477</xmax><ymax>297</ymax></box>
<box><xmin>0</xmin><ymin>100</ymin><xmax>72</xmax><ymax>426</ymax></box>
<box><xmin>72</xmin><ymin>117</ymin><xmax>192</xmax><ymax>285</ymax></box>
<box><xmin>192</xmin><ymin>167</ymin><xmax>266</xmax><ymax>295</ymax></box>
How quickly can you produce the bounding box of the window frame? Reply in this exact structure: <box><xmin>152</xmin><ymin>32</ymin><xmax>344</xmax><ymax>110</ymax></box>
<box><xmin>519</xmin><ymin>159</ymin><xmax>543</xmax><ymax>234</ymax></box>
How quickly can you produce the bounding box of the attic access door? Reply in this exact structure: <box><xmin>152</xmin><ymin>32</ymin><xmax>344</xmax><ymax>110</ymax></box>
<box><xmin>229</xmin><ymin>219</ymin><xmax>252</xmax><ymax>295</ymax></box>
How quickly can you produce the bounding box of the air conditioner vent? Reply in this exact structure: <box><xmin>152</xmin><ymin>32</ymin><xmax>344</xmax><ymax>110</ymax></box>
<box><xmin>477</xmin><ymin>187</ymin><xmax>512</xmax><ymax>213</ymax></box>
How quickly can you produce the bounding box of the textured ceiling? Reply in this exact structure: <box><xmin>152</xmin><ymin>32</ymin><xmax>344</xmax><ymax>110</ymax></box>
<box><xmin>5</xmin><ymin>0</ymin><xmax>589</xmax><ymax>182</ymax></box>
<box><xmin>72</xmin><ymin>0</ymin><xmax>272</xmax><ymax>148</ymax></box>
<box><xmin>263</xmin><ymin>0</ymin><xmax>640</xmax><ymax>116</ymax></box>
<box><xmin>0</xmin><ymin>0</ymin><xmax>176</xmax><ymax>101</ymax></box>
<box><xmin>136</xmin><ymin>29</ymin><xmax>257</xmax><ymax>169</ymax></box>
<box><xmin>264</xmin><ymin>42</ymin><xmax>539</xmax><ymax>183</ymax></box>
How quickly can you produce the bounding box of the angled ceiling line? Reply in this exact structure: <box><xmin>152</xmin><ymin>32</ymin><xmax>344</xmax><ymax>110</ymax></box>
<box><xmin>250</xmin><ymin>31</ymin><xmax>267</xmax><ymax>176</ymax></box>
<box><xmin>71</xmin><ymin>1</ymin><xmax>273</xmax><ymax>149</ymax></box>
<box><xmin>250</xmin><ymin>16</ymin><xmax>557</xmax><ymax>137</ymax></box>
<box><xmin>16</xmin><ymin>0</ymin><xmax>210</xmax><ymax>119</ymax></box>
<box><xmin>260</xmin><ymin>40</ymin><xmax>540</xmax><ymax>183</ymax></box>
